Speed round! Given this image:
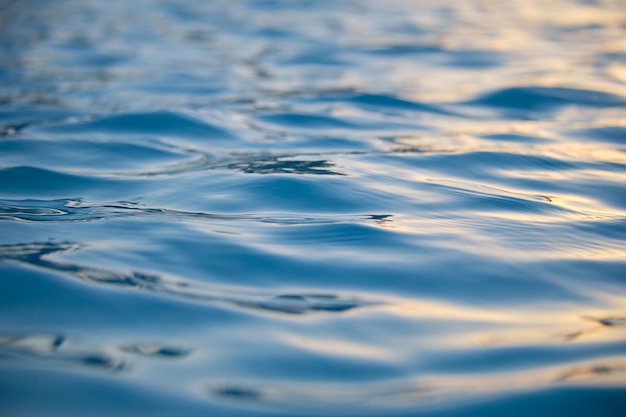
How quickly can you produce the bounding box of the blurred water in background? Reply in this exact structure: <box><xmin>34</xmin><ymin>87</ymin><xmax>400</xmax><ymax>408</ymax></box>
<box><xmin>1</xmin><ymin>0</ymin><xmax>626</xmax><ymax>415</ymax></box>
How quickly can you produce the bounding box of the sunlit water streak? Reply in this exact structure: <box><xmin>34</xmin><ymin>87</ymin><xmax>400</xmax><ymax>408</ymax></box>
<box><xmin>1</xmin><ymin>0</ymin><xmax>626</xmax><ymax>416</ymax></box>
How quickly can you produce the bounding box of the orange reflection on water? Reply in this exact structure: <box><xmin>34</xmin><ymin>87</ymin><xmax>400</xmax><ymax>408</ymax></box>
<box><xmin>278</xmin><ymin>333</ymin><xmax>393</xmax><ymax>361</ymax></box>
<box><xmin>378</xmin><ymin>295</ymin><xmax>626</xmax><ymax>348</ymax></box>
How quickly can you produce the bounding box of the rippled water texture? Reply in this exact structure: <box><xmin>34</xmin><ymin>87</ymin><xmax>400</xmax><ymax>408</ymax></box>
<box><xmin>1</xmin><ymin>0</ymin><xmax>626</xmax><ymax>415</ymax></box>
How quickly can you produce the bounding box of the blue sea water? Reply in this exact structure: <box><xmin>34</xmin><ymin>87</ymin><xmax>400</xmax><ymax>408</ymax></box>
<box><xmin>1</xmin><ymin>0</ymin><xmax>626</xmax><ymax>415</ymax></box>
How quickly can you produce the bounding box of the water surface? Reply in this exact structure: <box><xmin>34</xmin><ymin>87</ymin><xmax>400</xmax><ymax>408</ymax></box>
<box><xmin>1</xmin><ymin>0</ymin><xmax>626</xmax><ymax>416</ymax></box>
